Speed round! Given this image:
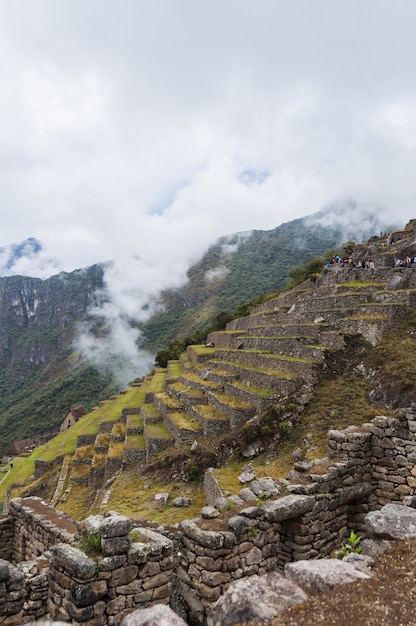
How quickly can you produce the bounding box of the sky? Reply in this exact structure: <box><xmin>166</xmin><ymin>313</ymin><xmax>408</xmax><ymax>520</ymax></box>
<box><xmin>1</xmin><ymin>0</ymin><xmax>416</xmax><ymax>382</ymax></box>
<box><xmin>1</xmin><ymin>0</ymin><xmax>416</xmax><ymax>279</ymax></box>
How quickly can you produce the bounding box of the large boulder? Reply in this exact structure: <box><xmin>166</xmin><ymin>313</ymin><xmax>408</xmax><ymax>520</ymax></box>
<box><xmin>206</xmin><ymin>570</ymin><xmax>308</xmax><ymax>625</ymax></box>
<box><xmin>285</xmin><ymin>558</ymin><xmax>371</xmax><ymax>593</ymax></box>
<box><xmin>365</xmin><ymin>503</ymin><xmax>416</xmax><ymax>539</ymax></box>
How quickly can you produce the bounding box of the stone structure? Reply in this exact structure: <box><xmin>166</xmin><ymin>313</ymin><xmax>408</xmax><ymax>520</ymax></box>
<box><xmin>60</xmin><ymin>407</ymin><xmax>86</xmax><ymax>433</ymax></box>
<box><xmin>1</xmin><ymin>408</ymin><xmax>416</xmax><ymax>623</ymax></box>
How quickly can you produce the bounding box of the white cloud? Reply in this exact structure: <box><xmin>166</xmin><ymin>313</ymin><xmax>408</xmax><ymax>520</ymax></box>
<box><xmin>1</xmin><ymin>0</ymin><xmax>416</xmax><ymax>378</ymax></box>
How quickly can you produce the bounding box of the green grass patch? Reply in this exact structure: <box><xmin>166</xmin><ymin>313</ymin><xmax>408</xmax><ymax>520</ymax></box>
<box><xmin>191</xmin><ymin>345</ymin><xmax>216</xmax><ymax>357</ymax></box>
<box><xmin>169</xmin><ymin>412</ymin><xmax>202</xmax><ymax>431</ymax></box>
<box><xmin>146</xmin><ymin>371</ymin><xmax>167</xmax><ymax>394</ymax></box>
<box><xmin>126</xmin><ymin>414</ymin><xmax>143</xmax><ymax>430</ymax></box>
<box><xmin>104</xmin><ymin>469</ymin><xmax>206</xmax><ymax>524</ymax></box>
<box><xmin>125</xmin><ymin>434</ymin><xmax>146</xmax><ymax>449</ymax></box>
<box><xmin>146</xmin><ymin>422</ymin><xmax>173</xmax><ymax>440</ymax></box>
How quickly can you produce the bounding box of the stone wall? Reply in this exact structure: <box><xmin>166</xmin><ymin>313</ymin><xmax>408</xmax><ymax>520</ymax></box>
<box><xmin>0</xmin><ymin>518</ymin><xmax>14</xmax><ymax>562</ymax></box>
<box><xmin>9</xmin><ymin>498</ymin><xmax>77</xmax><ymax>563</ymax></box>
<box><xmin>48</xmin><ymin>515</ymin><xmax>173</xmax><ymax>626</ymax></box>
<box><xmin>2</xmin><ymin>409</ymin><xmax>416</xmax><ymax>624</ymax></box>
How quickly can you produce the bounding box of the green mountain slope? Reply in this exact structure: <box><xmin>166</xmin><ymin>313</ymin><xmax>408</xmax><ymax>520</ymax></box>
<box><xmin>140</xmin><ymin>211</ymin><xmax>394</xmax><ymax>351</ymax></box>
<box><xmin>0</xmin><ymin>265</ymin><xmax>119</xmax><ymax>456</ymax></box>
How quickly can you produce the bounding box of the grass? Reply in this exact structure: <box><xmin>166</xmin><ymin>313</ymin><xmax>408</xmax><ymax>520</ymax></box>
<box><xmin>126</xmin><ymin>414</ymin><xmax>143</xmax><ymax>430</ymax></box>
<box><xmin>95</xmin><ymin>433</ymin><xmax>110</xmax><ymax>447</ymax></box>
<box><xmin>190</xmin><ymin>345</ymin><xmax>216</xmax><ymax>357</ymax></box>
<box><xmin>91</xmin><ymin>453</ymin><xmax>107</xmax><ymax>469</ymax></box>
<box><xmin>125</xmin><ymin>434</ymin><xmax>146</xmax><ymax>449</ymax></box>
<box><xmin>196</xmin><ymin>404</ymin><xmax>228</xmax><ymax>421</ymax></box>
<box><xmin>212</xmin><ymin>391</ymin><xmax>252</xmax><ymax>410</ymax></box>
<box><xmin>166</xmin><ymin>360</ymin><xmax>183</xmax><ymax>378</ymax></box>
<box><xmin>145</xmin><ymin>422</ymin><xmax>173</xmax><ymax>439</ymax></box>
<box><xmin>103</xmin><ymin>468</ymin><xmax>206</xmax><ymax>524</ymax></box>
<box><xmin>74</xmin><ymin>445</ymin><xmax>94</xmax><ymax>460</ymax></box>
<box><xmin>146</xmin><ymin>371</ymin><xmax>167</xmax><ymax>394</ymax></box>
<box><xmin>169</xmin><ymin>412</ymin><xmax>202</xmax><ymax>431</ymax></box>
<box><xmin>142</xmin><ymin>403</ymin><xmax>161</xmax><ymax>417</ymax></box>
<box><xmin>111</xmin><ymin>423</ymin><xmax>126</xmax><ymax>437</ymax></box>
<box><xmin>107</xmin><ymin>441</ymin><xmax>125</xmax><ymax>458</ymax></box>
<box><xmin>58</xmin><ymin>486</ymin><xmax>92</xmax><ymax>520</ymax></box>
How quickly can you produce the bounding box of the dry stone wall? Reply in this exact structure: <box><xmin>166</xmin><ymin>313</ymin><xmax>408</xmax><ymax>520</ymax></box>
<box><xmin>2</xmin><ymin>409</ymin><xmax>416</xmax><ymax>623</ymax></box>
<box><xmin>48</xmin><ymin>515</ymin><xmax>174</xmax><ymax>626</ymax></box>
<box><xmin>8</xmin><ymin>498</ymin><xmax>77</xmax><ymax>563</ymax></box>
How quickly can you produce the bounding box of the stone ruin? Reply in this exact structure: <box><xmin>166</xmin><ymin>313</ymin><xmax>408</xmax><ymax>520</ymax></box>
<box><xmin>2</xmin><ymin>406</ymin><xmax>416</xmax><ymax>624</ymax></box>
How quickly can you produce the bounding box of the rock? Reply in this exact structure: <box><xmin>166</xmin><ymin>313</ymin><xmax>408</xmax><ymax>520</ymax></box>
<box><xmin>365</xmin><ymin>503</ymin><xmax>416</xmax><ymax>539</ymax></box>
<box><xmin>227</xmin><ymin>515</ymin><xmax>253</xmax><ymax>535</ymax></box>
<box><xmin>262</xmin><ymin>495</ymin><xmax>315</xmax><ymax>522</ymax></box>
<box><xmin>201</xmin><ymin>506</ymin><xmax>219</xmax><ymax>519</ymax></box>
<box><xmin>294</xmin><ymin>460</ymin><xmax>313</xmax><ymax>472</ymax></box>
<box><xmin>82</xmin><ymin>514</ymin><xmax>104</xmax><ymax>534</ymax></box>
<box><xmin>361</xmin><ymin>538</ymin><xmax>393</xmax><ymax>557</ymax></box>
<box><xmin>24</xmin><ymin>622</ymin><xmax>69</xmax><ymax>626</ymax></box>
<box><xmin>343</xmin><ymin>553</ymin><xmax>374</xmax><ymax>573</ymax></box>
<box><xmin>249</xmin><ymin>480</ymin><xmax>263</xmax><ymax>496</ymax></box>
<box><xmin>258</xmin><ymin>477</ymin><xmax>280</xmax><ymax>496</ymax></box>
<box><xmin>291</xmin><ymin>447</ymin><xmax>303</xmax><ymax>461</ymax></box>
<box><xmin>207</xmin><ymin>570</ymin><xmax>308</xmax><ymax>625</ymax></box>
<box><xmin>52</xmin><ymin>545</ymin><xmax>96</xmax><ymax>580</ymax></box>
<box><xmin>151</xmin><ymin>492</ymin><xmax>170</xmax><ymax>509</ymax></box>
<box><xmin>242</xmin><ymin>441</ymin><xmax>263</xmax><ymax>458</ymax></box>
<box><xmin>100</xmin><ymin>513</ymin><xmax>132</xmax><ymax>538</ymax></box>
<box><xmin>121</xmin><ymin>604</ymin><xmax>188</xmax><ymax>625</ymax></box>
<box><xmin>285</xmin><ymin>558</ymin><xmax>372</xmax><ymax>593</ymax></box>
<box><xmin>286</xmin><ymin>469</ymin><xmax>301</xmax><ymax>481</ymax></box>
<box><xmin>172</xmin><ymin>497</ymin><xmax>193</xmax><ymax>507</ymax></box>
<box><xmin>238</xmin><ymin>470</ymin><xmax>256</xmax><ymax>484</ymax></box>
<box><xmin>238</xmin><ymin>488</ymin><xmax>257</xmax><ymax>502</ymax></box>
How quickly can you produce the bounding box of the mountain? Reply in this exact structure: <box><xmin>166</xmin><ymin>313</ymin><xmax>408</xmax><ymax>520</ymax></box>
<box><xmin>0</xmin><ymin>237</ymin><xmax>43</xmax><ymax>273</ymax></box>
<box><xmin>139</xmin><ymin>203</ymin><xmax>398</xmax><ymax>351</ymax></box>
<box><xmin>0</xmin><ymin>264</ymin><xmax>119</xmax><ymax>456</ymax></box>
<box><xmin>0</xmin><ymin>204</ymin><xmax>399</xmax><ymax>457</ymax></box>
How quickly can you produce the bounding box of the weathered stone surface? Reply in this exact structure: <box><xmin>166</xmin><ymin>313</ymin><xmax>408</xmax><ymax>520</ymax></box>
<box><xmin>101</xmin><ymin>535</ymin><xmax>131</xmax><ymax>556</ymax></box>
<box><xmin>201</xmin><ymin>506</ymin><xmax>219</xmax><ymax>519</ymax></box>
<box><xmin>100</xmin><ymin>514</ymin><xmax>132</xmax><ymax>538</ymax></box>
<box><xmin>109</xmin><ymin>565</ymin><xmax>139</xmax><ymax>587</ymax></box>
<box><xmin>70</xmin><ymin>579</ymin><xmax>107</xmax><ymax>608</ymax></box>
<box><xmin>120</xmin><ymin>604</ymin><xmax>187</xmax><ymax>625</ymax></box>
<box><xmin>150</xmin><ymin>493</ymin><xmax>170</xmax><ymax>509</ymax></box>
<box><xmin>52</xmin><ymin>545</ymin><xmax>96</xmax><ymax>580</ymax></box>
<box><xmin>365</xmin><ymin>503</ymin><xmax>416</xmax><ymax>539</ymax></box>
<box><xmin>285</xmin><ymin>558</ymin><xmax>371</xmax><ymax>593</ymax></box>
<box><xmin>207</xmin><ymin>571</ymin><xmax>308</xmax><ymax>626</ymax></box>
<box><xmin>128</xmin><ymin>543</ymin><xmax>153</xmax><ymax>565</ymax></box>
<box><xmin>172</xmin><ymin>497</ymin><xmax>193</xmax><ymax>507</ymax></box>
<box><xmin>262</xmin><ymin>495</ymin><xmax>315</xmax><ymax>522</ymax></box>
<box><xmin>180</xmin><ymin>521</ymin><xmax>235</xmax><ymax>549</ymax></box>
<box><xmin>0</xmin><ymin>562</ymin><xmax>9</xmax><ymax>584</ymax></box>
<box><xmin>238</xmin><ymin>488</ymin><xmax>257</xmax><ymax>503</ymax></box>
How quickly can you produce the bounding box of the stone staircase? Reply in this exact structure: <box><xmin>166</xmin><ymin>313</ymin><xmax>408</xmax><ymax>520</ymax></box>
<box><xmin>59</xmin><ymin>259</ymin><xmax>416</xmax><ymax>498</ymax></box>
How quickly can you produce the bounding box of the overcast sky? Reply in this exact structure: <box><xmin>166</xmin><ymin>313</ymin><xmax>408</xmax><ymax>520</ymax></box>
<box><xmin>1</xmin><ymin>0</ymin><xmax>416</xmax><ymax>280</ymax></box>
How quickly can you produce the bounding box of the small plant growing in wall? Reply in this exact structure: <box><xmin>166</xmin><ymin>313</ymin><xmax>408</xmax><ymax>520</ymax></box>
<box><xmin>334</xmin><ymin>530</ymin><xmax>362</xmax><ymax>559</ymax></box>
<box><xmin>80</xmin><ymin>530</ymin><xmax>102</xmax><ymax>556</ymax></box>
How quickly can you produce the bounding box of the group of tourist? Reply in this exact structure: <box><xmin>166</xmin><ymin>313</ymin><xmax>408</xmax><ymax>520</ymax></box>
<box><xmin>395</xmin><ymin>256</ymin><xmax>416</xmax><ymax>267</ymax></box>
<box><xmin>325</xmin><ymin>256</ymin><xmax>375</xmax><ymax>270</ymax></box>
